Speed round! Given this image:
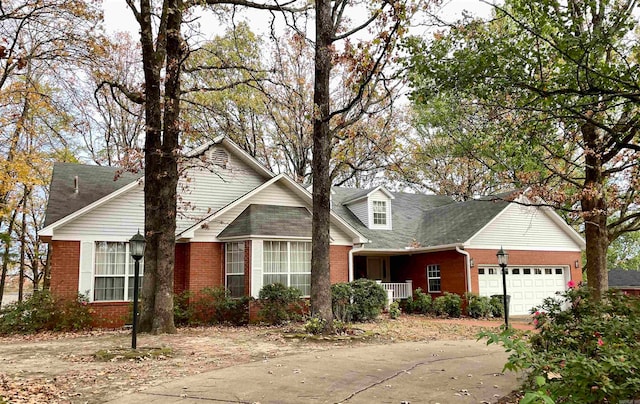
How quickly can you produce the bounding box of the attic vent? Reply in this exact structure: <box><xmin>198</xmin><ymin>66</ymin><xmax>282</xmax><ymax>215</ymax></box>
<box><xmin>74</xmin><ymin>176</ymin><xmax>79</xmax><ymax>193</ymax></box>
<box><xmin>206</xmin><ymin>148</ymin><xmax>229</xmax><ymax>169</ymax></box>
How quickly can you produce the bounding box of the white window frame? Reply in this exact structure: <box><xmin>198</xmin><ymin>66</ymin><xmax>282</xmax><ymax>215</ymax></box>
<box><xmin>427</xmin><ymin>264</ymin><xmax>441</xmax><ymax>293</ymax></box>
<box><xmin>263</xmin><ymin>240</ymin><xmax>311</xmax><ymax>296</ymax></box>
<box><xmin>372</xmin><ymin>200</ymin><xmax>387</xmax><ymax>225</ymax></box>
<box><xmin>225</xmin><ymin>241</ymin><xmax>246</xmax><ymax>298</ymax></box>
<box><xmin>93</xmin><ymin>241</ymin><xmax>143</xmax><ymax>302</ymax></box>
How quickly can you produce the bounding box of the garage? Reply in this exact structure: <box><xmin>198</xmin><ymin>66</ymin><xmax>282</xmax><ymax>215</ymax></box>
<box><xmin>477</xmin><ymin>266</ymin><xmax>568</xmax><ymax>315</ymax></box>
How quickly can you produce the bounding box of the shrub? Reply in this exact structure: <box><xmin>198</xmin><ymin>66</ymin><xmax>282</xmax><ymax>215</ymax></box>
<box><xmin>465</xmin><ymin>293</ymin><xmax>492</xmax><ymax>318</ymax></box>
<box><xmin>489</xmin><ymin>295</ymin><xmax>504</xmax><ymax>318</ymax></box>
<box><xmin>173</xmin><ymin>290</ymin><xmax>193</xmax><ymax>326</ymax></box>
<box><xmin>331</xmin><ymin>282</ymin><xmax>353</xmax><ymax>322</ymax></box>
<box><xmin>389</xmin><ymin>301</ymin><xmax>401</xmax><ymax>319</ymax></box>
<box><xmin>258</xmin><ymin>283</ymin><xmax>303</xmax><ymax>325</ymax></box>
<box><xmin>191</xmin><ymin>287</ymin><xmax>250</xmax><ymax>326</ymax></box>
<box><xmin>432</xmin><ymin>292</ymin><xmax>462</xmax><ymax>318</ymax></box>
<box><xmin>0</xmin><ymin>291</ymin><xmax>93</xmax><ymax>335</ymax></box>
<box><xmin>350</xmin><ymin>279</ymin><xmax>387</xmax><ymax>321</ymax></box>
<box><xmin>480</xmin><ymin>286</ymin><xmax>640</xmax><ymax>403</ymax></box>
<box><xmin>304</xmin><ymin>316</ymin><xmax>326</xmax><ymax>334</ymax></box>
<box><xmin>405</xmin><ymin>288</ymin><xmax>432</xmax><ymax>314</ymax></box>
<box><xmin>331</xmin><ymin>279</ymin><xmax>387</xmax><ymax>322</ymax></box>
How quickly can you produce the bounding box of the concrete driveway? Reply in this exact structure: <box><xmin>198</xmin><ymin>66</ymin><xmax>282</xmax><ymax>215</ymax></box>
<box><xmin>109</xmin><ymin>340</ymin><xmax>519</xmax><ymax>404</ymax></box>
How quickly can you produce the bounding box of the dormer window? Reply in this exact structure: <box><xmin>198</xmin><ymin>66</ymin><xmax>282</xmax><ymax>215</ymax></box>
<box><xmin>373</xmin><ymin>201</ymin><xmax>387</xmax><ymax>225</ymax></box>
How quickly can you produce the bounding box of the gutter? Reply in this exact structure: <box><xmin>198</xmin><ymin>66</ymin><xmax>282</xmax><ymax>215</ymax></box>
<box><xmin>455</xmin><ymin>246</ymin><xmax>473</xmax><ymax>293</ymax></box>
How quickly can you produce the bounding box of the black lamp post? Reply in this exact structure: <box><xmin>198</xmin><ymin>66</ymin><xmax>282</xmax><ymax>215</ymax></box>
<box><xmin>496</xmin><ymin>246</ymin><xmax>509</xmax><ymax>328</ymax></box>
<box><xmin>129</xmin><ymin>230</ymin><xmax>145</xmax><ymax>349</ymax></box>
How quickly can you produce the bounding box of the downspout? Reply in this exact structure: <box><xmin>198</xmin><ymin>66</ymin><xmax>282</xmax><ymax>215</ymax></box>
<box><xmin>456</xmin><ymin>245</ymin><xmax>472</xmax><ymax>293</ymax></box>
<box><xmin>348</xmin><ymin>247</ymin><xmax>354</xmax><ymax>282</ymax></box>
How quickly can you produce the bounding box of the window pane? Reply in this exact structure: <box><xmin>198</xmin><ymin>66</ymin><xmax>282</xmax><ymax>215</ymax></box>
<box><xmin>94</xmin><ymin>277</ymin><xmax>125</xmax><ymax>301</ymax></box>
<box><xmin>263</xmin><ymin>274</ymin><xmax>287</xmax><ymax>286</ymax></box>
<box><xmin>264</xmin><ymin>241</ymin><xmax>287</xmax><ymax>273</ymax></box>
<box><xmin>227</xmin><ymin>274</ymin><xmax>245</xmax><ymax>298</ymax></box>
<box><xmin>95</xmin><ymin>242</ymin><xmax>126</xmax><ymax>275</ymax></box>
<box><xmin>290</xmin><ymin>274</ymin><xmax>310</xmax><ymax>296</ymax></box>
<box><xmin>290</xmin><ymin>242</ymin><xmax>311</xmax><ymax>273</ymax></box>
<box><xmin>373</xmin><ymin>201</ymin><xmax>386</xmax><ymax>225</ymax></box>
<box><xmin>226</xmin><ymin>242</ymin><xmax>245</xmax><ymax>275</ymax></box>
<box><xmin>127</xmin><ymin>276</ymin><xmax>143</xmax><ymax>301</ymax></box>
<box><xmin>428</xmin><ymin>279</ymin><xmax>441</xmax><ymax>292</ymax></box>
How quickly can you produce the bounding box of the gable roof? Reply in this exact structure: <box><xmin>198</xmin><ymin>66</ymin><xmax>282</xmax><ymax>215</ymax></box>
<box><xmin>43</xmin><ymin>163</ymin><xmax>142</xmax><ymax>228</ymax></box>
<box><xmin>218</xmin><ymin>204</ymin><xmax>311</xmax><ymax>239</ymax></box>
<box><xmin>608</xmin><ymin>269</ymin><xmax>640</xmax><ymax>288</ymax></box>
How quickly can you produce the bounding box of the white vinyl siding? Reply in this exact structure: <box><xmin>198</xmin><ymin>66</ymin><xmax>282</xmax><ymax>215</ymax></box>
<box><xmin>176</xmin><ymin>149</ymin><xmax>266</xmax><ymax>234</ymax></box>
<box><xmin>192</xmin><ymin>180</ymin><xmax>354</xmax><ymax>245</ymax></box>
<box><xmin>427</xmin><ymin>264</ymin><xmax>441</xmax><ymax>293</ymax></box>
<box><xmin>225</xmin><ymin>242</ymin><xmax>245</xmax><ymax>298</ymax></box>
<box><xmin>348</xmin><ymin>200</ymin><xmax>369</xmax><ymax>227</ymax></box>
<box><xmin>468</xmin><ymin>204</ymin><xmax>582</xmax><ymax>251</ymax></box>
<box><xmin>263</xmin><ymin>241</ymin><xmax>311</xmax><ymax>296</ymax></box>
<box><xmin>93</xmin><ymin>241</ymin><xmax>143</xmax><ymax>301</ymax></box>
<box><xmin>55</xmin><ymin>184</ymin><xmax>145</xmax><ymax>239</ymax></box>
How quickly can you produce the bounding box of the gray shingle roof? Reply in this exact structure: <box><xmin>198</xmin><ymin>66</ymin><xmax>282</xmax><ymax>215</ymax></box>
<box><xmin>44</xmin><ymin>163</ymin><xmax>142</xmax><ymax>227</ymax></box>
<box><xmin>608</xmin><ymin>269</ymin><xmax>640</xmax><ymax>287</ymax></box>
<box><xmin>331</xmin><ymin>187</ymin><xmax>511</xmax><ymax>249</ymax></box>
<box><xmin>218</xmin><ymin>204</ymin><xmax>312</xmax><ymax>238</ymax></box>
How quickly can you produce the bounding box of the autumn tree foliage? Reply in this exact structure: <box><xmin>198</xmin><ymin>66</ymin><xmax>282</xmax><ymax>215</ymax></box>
<box><xmin>406</xmin><ymin>0</ymin><xmax>640</xmax><ymax>297</ymax></box>
<box><xmin>0</xmin><ymin>0</ymin><xmax>101</xmax><ymax>302</ymax></box>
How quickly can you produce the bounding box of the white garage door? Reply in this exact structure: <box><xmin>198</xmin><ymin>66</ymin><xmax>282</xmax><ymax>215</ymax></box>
<box><xmin>478</xmin><ymin>266</ymin><xmax>568</xmax><ymax>315</ymax></box>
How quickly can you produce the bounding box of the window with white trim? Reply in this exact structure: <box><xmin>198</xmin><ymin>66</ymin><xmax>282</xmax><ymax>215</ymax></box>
<box><xmin>427</xmin><ymin>264</ymin><xmax>441</xmax><ymax>293</ymax></box>
<box><xmin>263</xmin><ymin>241</ymin><xmax>311</xmax><ymax>296</ymax></box>
<box><xmin>225</xmin><ymin>242</ymin><xmax>245</xmax><ymax>298</ymax></box>
<box><xmin>94</xmin><ymin>241</ymin><xmax>143</xmax><ymax>301</ymax></box>
<box><xmin>372</xmin><ymin>200</ymin><xmax>387</xmax><ymax>225</ymax></box>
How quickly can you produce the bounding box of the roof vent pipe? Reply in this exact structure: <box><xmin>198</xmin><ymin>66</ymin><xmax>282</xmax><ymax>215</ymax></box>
<box><xmin>74</xmin><ymin>176</ymin><xmax>79</xmax><ymax>193</ymax></box>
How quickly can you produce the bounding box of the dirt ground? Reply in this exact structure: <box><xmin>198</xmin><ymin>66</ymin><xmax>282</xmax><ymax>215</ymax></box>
<box><xmin>0</xmin><ymin>316</ymin><xmax>523</xmax><ymax>404</ymax></box>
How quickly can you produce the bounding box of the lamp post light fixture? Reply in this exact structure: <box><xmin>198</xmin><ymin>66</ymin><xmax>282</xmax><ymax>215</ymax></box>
<box><xmin>496</xmin><ymin>246</ymin><xmax>509</xmax><ymax>328</ymax></box>
<box><xmin>129</xmin><ymin>230</ymin><xmax>145</xmax><ymax>349</ymax></box>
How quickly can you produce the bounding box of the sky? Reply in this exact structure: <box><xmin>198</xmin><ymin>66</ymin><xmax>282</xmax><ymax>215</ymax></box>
<box><xmin>102</xmin><ymin>0</ymin><xmax>495</xmax><ymax>35</ymax></box>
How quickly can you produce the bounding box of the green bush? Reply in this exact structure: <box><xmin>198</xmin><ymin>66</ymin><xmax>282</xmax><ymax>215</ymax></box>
<box><xmin>480</xmin><ymin>286</ymin><xmax>640</xmax><ymax>403</ymax></box>
<box><xmin>331</xmin><ymin>279</ymin><xmax>387</xmax><ymax>322</ymax></box>
<box><xmin>405</xmin><ymin>288</ymin><xmax>432</xmax><ymax>314</ymax></box>
<box><xmin>173</xmin><ymin>290</ymin><xmax>193</xmax><ymax>326</ymax></box>
<box><xmin>331</xmin><ymin>282</ymin><xmax>353</xmax><ymax>322</ymax></box>
<box><xmin>432</xmin><ymin>292</ymin><xmax>462</xmax><ymax>318</ymax></box>
<box><xmin>0</xmin><ymin>291</ymin><xmax>93</xmax><ymax>335</ymax></box>
<box><xmin>389</xmin><ymin>301</ymin><xmax>401</xmax><ymax>319</ymax></box>
<box><xmin>258</xmin><ymin>283</ymin><xmax>303</xmax><ymax>325</ymax></box>
<box><xmin>304</xmin><ymin>316</ymin><xmax>326</xmax><ymax>334</ymax></box>
<box><xmin>489</xmin><ymin>295</ymin><xmax>504</xmax><ymax>318</ymax></box>
<box><xmin>465</xmin><ymin>293</ymin><xmax>492</xmax><ymax>318</ymax></box>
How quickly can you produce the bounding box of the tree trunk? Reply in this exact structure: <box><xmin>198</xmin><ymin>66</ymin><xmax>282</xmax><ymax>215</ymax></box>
<box><xmin>18</xmin><ymin>187</ymin><xmax>29</xmax><ymax>302</ymax></box>
<box><xmin>0</xmin><ymin>206</ymin><xmax>18</xmax><ymax>306</ymax></box>
<box><xmin>310</xmin><ymin>0</ymin><xmax>334</xmax><ymax>332</ymax></box>
<box><xmin>581</xmin><ymin>121</ymin><xmax>608</xmax><ymax>299</ymax></box>
<box><xmin>42</xmin><ymin>245</ymin><xmax>52</xmax><ymax>291</ymax></box>
<box><xmin>137</xmin><ymin>0</ymin><xmax>181</xmax><ymax>334</ymax></box>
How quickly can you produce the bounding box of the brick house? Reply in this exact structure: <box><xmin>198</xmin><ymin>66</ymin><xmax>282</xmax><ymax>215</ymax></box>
<box><xmin>41</xmin><ymin>136</ymin><xmax>585</xmax><ymax>326</ymax></box>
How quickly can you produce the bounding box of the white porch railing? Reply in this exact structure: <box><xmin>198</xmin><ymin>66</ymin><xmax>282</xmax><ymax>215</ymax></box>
<box><xmin>377</xmin><ymin>280</ymin><xmax>413</xmax><ymax>301</ymax></box>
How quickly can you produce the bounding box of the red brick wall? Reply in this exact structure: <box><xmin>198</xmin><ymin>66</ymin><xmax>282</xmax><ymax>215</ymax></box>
<box><xmin>187</xmin><ymin>242</ymin><xmax>224</xmax><ymax>297</ymax></box>
<box><xmin>467</xmin><ymin>249</ymin><xmax>583</xmax><ymax>293</ymax></box>
<box><xmin>403</xmin><ymin>250</ymin><xmax>467</xmax><ymax>297</ymax></box>
<box><xmin>49</xmin><ymin>241</ymin><xmax>80</xmax><ymax>300</ymax></box>
<box><xmin>90</xmin><ymin>302</ymin><xmax>131</xmax><ymax>328</ymax></box>
<box><xmin>330</xmin><ymin>245</ymin><xmax>351</xmax><ymax>284</ymax></box>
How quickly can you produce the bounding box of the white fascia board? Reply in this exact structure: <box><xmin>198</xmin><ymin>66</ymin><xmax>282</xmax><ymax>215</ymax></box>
<box><xmin>343</xmin><ymin>185</ymin><xmax>395</xmax><ymax>205</ymax></box>
<box><xmin>39</xmin><ymin>179</ymin><xmax>143</xmax><ymax>237</ymax></box>
<box><xmin>352</xmin><ymin>243</ymin><xmax>462</xmax><ymax>255</ymax></box>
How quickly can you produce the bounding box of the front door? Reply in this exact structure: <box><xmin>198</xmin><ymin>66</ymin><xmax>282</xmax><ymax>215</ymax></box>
<box><xmin>367</xmin><ymin>257</ymin><xmax>385</xmax><ymax>281</ymax></box>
